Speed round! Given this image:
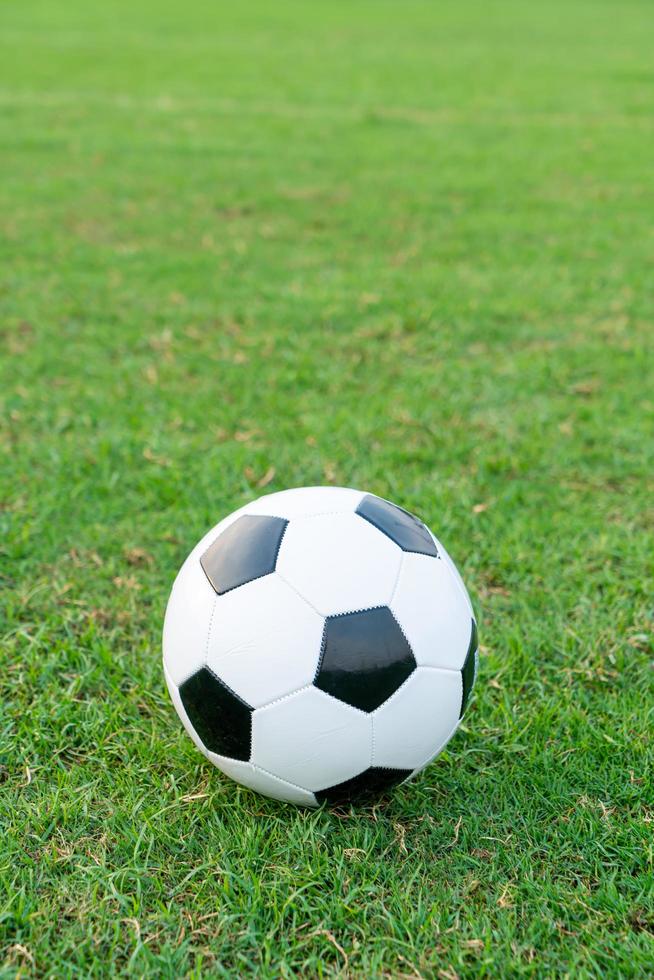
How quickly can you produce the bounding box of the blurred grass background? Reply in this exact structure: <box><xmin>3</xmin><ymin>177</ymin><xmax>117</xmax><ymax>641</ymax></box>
<box><xmin>1</xmin><ymin>0</ymin><xmax>653</xmax><ymax>975</ymax></box>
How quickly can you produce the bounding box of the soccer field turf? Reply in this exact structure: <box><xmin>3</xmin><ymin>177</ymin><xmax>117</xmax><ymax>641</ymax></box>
<box><xmin>1</xmin><ymin>0</ymin><xmax>653</xmax><ymax>975</ymax></box>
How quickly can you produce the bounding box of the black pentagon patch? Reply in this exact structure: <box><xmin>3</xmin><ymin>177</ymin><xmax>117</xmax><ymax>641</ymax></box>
<box><xmin>315</xmin><ymin>767</ymin><xmax>411</xmax><ymax>806</ymax></box>
<box><xmin>460</xmin><ymin>619</ymin><xmax>478</xmax><ymax>718</ymax></box>
<box><xmin>200</xmin><ymin>514</ymin><xmax>288</xmax><ymax>595</ymax></box>
<box><xmin>179</xmin><ymin>666</ymin><xmax>252</xmax><ymax>760</ymax></box>
<box><xmin>315</xmin><ymin>606</ymin><xmax>416</xmax><ymax>713</ymax></box>
<box><xmin>355</xmin><ymin>494</ymin><xmax>437</xmax><ymax>556</ymax></box>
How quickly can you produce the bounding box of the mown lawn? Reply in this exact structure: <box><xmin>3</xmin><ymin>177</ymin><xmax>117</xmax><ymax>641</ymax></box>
<box><xmin>1</xmin><ymin>0</ymin><xmax>653</xmax><ymax>975</ymax></box>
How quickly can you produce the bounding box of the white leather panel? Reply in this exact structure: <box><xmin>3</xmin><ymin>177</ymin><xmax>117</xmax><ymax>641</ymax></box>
<box><xmin>251</xmin><ymin>687</ymin><xmax>372</xmax><ymax>792</ymax></box>
<box><xmin>206</xmin><ymin>753</ymin><xmax>318</xmax><ymax>806</ymax></box>
<box><xmin>371</xmin><ymin>667</ymin><xmax>462</xmax><ymax>770</ymax></box>
<box><xmin>390</xmin><ymin>553</ymin><xmax>472</xmax><ymax>670</ymax></box>
<box><xmin>206</xmin><ymin>574</ymin><xmax>325</xmax><ymax>708</ymax></box>
<box><xmin>245</xmin><ymin>485</ymin><xmax>365</xmax><ymax>520</ymax></box>
<box><xmin>277</xmin><ymin>512</ymin><xmax>401</xmax><ymax>616</ymax></box>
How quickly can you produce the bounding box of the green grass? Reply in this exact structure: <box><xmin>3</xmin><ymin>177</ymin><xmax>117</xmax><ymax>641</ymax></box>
<box><xmin>1</xmin><ymin>0</ymin><xmax>653</xmax><ymax>975</ymax></box>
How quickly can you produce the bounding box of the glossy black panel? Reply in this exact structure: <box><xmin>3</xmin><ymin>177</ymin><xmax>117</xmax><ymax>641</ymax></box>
<box><xmin>200</xmin><ymin>514</ymin><xmax>288</xmax><ymax>595</ymax></box>
<box><xmin>315</xmin><ymin>606</ymin><xmax>416</xmax><ymax>712</ymax></box>
<box><xmin>355</xmin><ymin>495</ymin><xmax>437</xmax><ymax>556</ymax></box>
<box><xmin>460</xmin><ymin>619</ymin><xmax>478</xmax><ymax>717</ymax></box>
<box><xmin>315</xmin><ymin>766</ymin><xmax>411</xmax><ymax>806</ymax></box>
<box><xmin>179</xmin><ymin>666</ymin><xmax>252</xmax><ymax>760</ymax></box>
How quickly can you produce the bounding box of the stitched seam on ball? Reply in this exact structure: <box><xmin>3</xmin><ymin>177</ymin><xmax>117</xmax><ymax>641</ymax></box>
<box><xmin>272</xmin><ymin>518</ymin><xmax>289</xmax><ymax>566</ymax></box>
<box><xmin>204</xmin><ymin>593</ymin><xmax>219</xmax><ymax>666</ymax></box>
<box><xmin>406</xmin><ymin>544</ymin><xmax>439</xmax><ymax>556</ymax></box>
<box><xmin>389</xmin><ymin>552</ymin><xmax>404</xmax><ymax>606</ymax></box>
<box><xmin>315</xmin><ymin>689</ymin><xmax>371</xmax><ymax>718</ymax></box>
<box><xmin>370</xmin><ymin>712</ymin><xmax>376</xmax><ymax>767</ymax></box>
<box><xmin>420</xmin><ymin>663</ymin><xmax>463</xmax><ymax>676</ymax></box>
<box><xmin>324</xmin><ymin>603</ymin><xmax>387</xmax><ymax>619</ymax></box>
<box><xmin>204</xmin><ymin>609</ymin><xmax>253</xmax><ymax>759</ymax></box>
<box><xmin>258</xmin><ymin>683</ymin><xmax>314</xmax><ymax>712</ymax></box>
<box><xmin>251</xmin><ymin>677</ymin><xmax>316</xmax><ymax>710</ymax></box>
<box><xmin>313</xmin><ymin>619</ymin><xmax>329</xmax><ymax>683</ymax></box>
<box><xmin>413</xmin><ymin>727</ymin><xmax>458</xmax><ymax>773</ymax></box>
<box><xmin>355</xmin><ymin>510</ymin><xmax>438</xmax><ymax>557</ymax></box>
<box><xmin>213</xmin><ymin>568</ymin><xmax>277</xmax><ymax>597</ymax></box>
<box><xmin>203</xmin><ymin>664</ymin><xmax>253</xmax><ymax>709</ymax></box>
<box><xmin>369</xmin><ymin>665</ymin><xmax>419</xmax><ymax>725</ymax></box>
<box><xmin>211</xmin><ymin>757</ymin><xmax>255</xmax><ymax>773</ymax></box>
<box><xmin>281</xmin><ymin>507</ymin><xmax>362</xmax><ymax>521</ymax></box>
<box><xmin>254</xmin><ymin>764</ymin><xmax>318</xmax><ymax>797</ymax></box>
<box><xmin>275</xmin><ymin>571</ymin><xmax>324</xmax><ymax>617</ymax></box>
<box><xmin>354</xmin><ymin>509</ymin><xmax>401</xmax><ymax>548</ymax></box>
<box><xmin>387</xmin><ymin>605</ymin><xmax>414</xmax><ymax>655</ymax></box>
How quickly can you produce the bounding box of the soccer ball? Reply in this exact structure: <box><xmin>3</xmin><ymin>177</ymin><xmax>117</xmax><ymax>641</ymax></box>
<box><xmin>163</xmin><ymin>486</ymin><xmax>478</xmax><ymax>806</ymax></box>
